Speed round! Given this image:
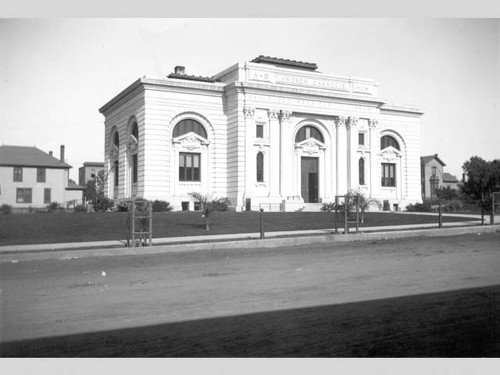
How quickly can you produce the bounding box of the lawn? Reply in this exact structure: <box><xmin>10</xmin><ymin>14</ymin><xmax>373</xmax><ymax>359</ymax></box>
<box><xmin>0</xmin><ymin>210</ymin><xmax>479</xmax><ymax>246</ymax></box>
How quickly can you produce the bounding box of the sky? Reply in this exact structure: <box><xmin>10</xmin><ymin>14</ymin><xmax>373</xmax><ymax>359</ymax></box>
<box><xmin>1</xmin><ymin>18</ymin><xmax>499</xmax><ymax>182</ymax></box>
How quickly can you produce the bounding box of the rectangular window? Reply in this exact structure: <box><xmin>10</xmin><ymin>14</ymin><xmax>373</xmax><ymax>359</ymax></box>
<box><xmin>381</xmin><ymin>163</ymin><xmax>396</xmax><ymax>187</ymax></box>
<box><xmin>132</xmin><ymin>154</ymin><xmax>138</xmax><ymax>183</ymax></box>
<box><xmin>37</xmin><ymin>167</ymin><xmax>46</xmax><ymax>182</ymax></box>
<box><xmin>194</xmin><ymin>202</ymin><xmax>201</xmax><ymax>211</ymax></box>
<box><xmin>431</xmin><ymin>166</ymin><xmax>437</xmax><ymax>176</ymax></box>
<box><xmin>179</xmin><ymin>153</ymin><xmax>201</xmax><ymax>182</ymax></box>
<box><xmin>44</xmin><ymin>188</ymin><xmax>51</xmax><ymax>204</ymax></box>
<box><xmin>16</xmin><ymin>188</ymin><xmax>32</xmax><ymax>203</ymax></box>
<box><xmin>256</xmin><ymin>124</ymin><xmax>264</xmax><ymax>138</ymax></box>
<box><xmin>358</xmin><ymin>133</ymin><xmax>365</xmax><ymax>146</ymax></box>
<box><xmin>13</xmin><ymin>167</ymin><xmax>23</xmax><ymax>182</ymax></box>
<box><xmin>114</xmin><ymin>160</ymin><xmax>119</xmax><ymax>187</ymax></box>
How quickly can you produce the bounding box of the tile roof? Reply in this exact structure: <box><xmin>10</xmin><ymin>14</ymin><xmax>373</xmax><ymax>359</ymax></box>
<box><xmin>251</xmin><ymin>55</ymin><xmax>318</xmax><ymax>71</ymax></box>
<box><xmin>167</xmin><ymin>73</ymin><xmax>217</xmax><ymax>83</ymax></box>
<box><xmin>421</xmin><ymin>154</ymin><xmax>446</xmax><ymax>167</ymax></box>
<box><xmin>0</xmin><ymin>145</ymin><xmax>72</xmax><ymax>169</ymax></box>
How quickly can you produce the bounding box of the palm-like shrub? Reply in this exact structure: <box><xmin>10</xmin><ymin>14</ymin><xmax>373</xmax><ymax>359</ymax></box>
<box><xmin>189</xmin><ymin>192</ymin><xmax>231</xmax><ymax>231</ymax></box>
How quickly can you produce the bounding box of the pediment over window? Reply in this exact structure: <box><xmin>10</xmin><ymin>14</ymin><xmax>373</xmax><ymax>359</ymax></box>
<box><xmin>172</xmin><ymin>131</ymin><xmax>210</xmax><ymax>150</ymax></box>
<box><xmin>378</xmin><ymin>146</ymin><xmax>402</xmax><ymax>162</ymax></box>
<box><xmin>295</xmin><ymin>137</ymin><xmax>326</xmax><ymax>155</ymax></box>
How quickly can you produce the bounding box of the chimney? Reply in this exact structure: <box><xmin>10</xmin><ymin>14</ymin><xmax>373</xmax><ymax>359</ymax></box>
<box><xmin>49</xmin><ymin>151</ymin><xmax>53</xmax><ymax>157</ymax></box>
<box><xmin>60</xmin><ymin>145</ymin><xmax>65</xmax><ymax>163</ymax></box>
<box><xmin>174</xmin><ymin>66</ymin><xmax>185</xmax><ymax>75</ymax></box>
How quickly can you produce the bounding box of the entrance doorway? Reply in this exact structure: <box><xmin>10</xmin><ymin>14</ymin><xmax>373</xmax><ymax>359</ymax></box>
<box><xmin>301</xmin><ymin>157</ymin><xmax>319</xmax><ymax>203</ymax></box>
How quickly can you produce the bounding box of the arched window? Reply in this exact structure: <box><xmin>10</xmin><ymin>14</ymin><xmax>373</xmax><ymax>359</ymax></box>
<box><xmin>173</xmin><ymin>119</ymin><xmax>207</xmax><ymax>139</ymax></box>
<box><xmin>112</xmin><ymin>131</ymin><xmax>119</xmax><ymax>151</ymax></box>
<box><xmin>129</xmin><ymin>121</ymin><xmax>139</xmax><ymax>184</ymax></box>
<box><xmin>295</xmin><ymin>125</ymin><xmax>324</xmax><ymax>143</ymax></box>
<box><xmin>359</xmin><ymin>158</ymin><xmax>365</xmax><ymax>185</ymax></box>
<box><xmin>380</xmin><ymin>135</ymin><xmax>400</xmax><ymax>150</ymax></box>
<box><xmin>256</xmin><ymin>152</ymin><xmax>264</xmax><ymax>182</ymax></box>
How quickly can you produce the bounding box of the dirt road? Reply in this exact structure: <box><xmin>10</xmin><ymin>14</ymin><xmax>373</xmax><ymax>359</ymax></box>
<box><xmin>1</xmin><ymin>232</ymin><xmax>499</xmax><ymax>356</ymax></box>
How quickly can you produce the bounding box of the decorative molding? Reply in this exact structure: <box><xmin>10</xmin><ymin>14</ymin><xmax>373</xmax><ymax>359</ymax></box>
<box><xmin>110</xmin><ymin>146</ymin><xmax>119</xmax><ymax>160</ymax></box>
<box><xmin>243</xmin><ymin>106</ymin><xmax>255</xmax><ymax>119</ymax></box>
<box><xmin>379</xmin><ymin>146</ymin><xmax>402</xmax><ymax>162</ymax></box>
<box><xmin>268</xmin><ymin>109</ymin><xmax>280</xmax><ymax>120</ymax></box>
<box><xmin>279</xmin><ymin>110</ymin><xmax>292</xmax><ymax>122</ymax></box>
<box><xmin>333</xmin><ymin>116</ymin><xmax>347</xmax><ymax>127</ymax></box>
<box><xmin>172</xmin><ymin>131</ymin><xmax>210</xmax><ymax>150</ymax></box>
<box><xmin>347</xmin><ymin>116</ymin><xmax>359</xmax><ymax>128</ymax></box>
<box><xmin>368</xmin><ymin>118</ymin><xmax>379</xmax><ymax>128</ymax></box>
<box><xmin>295</xmin><ymin>138</ymin><xmax>326</xmax><ymax>155</ymax></box>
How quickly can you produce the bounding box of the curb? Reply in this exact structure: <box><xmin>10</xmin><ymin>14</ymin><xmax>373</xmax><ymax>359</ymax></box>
<box><xmin>1</xmin><ymin>224</ymin><xmax>499</xmax><ymax>263</ymax></box>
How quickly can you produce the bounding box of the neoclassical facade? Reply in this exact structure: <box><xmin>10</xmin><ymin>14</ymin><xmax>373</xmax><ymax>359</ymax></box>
<box><xmin>99</xmin><ymin>56</ymin><xmax>422</xmax><ymax>211</ymax></box>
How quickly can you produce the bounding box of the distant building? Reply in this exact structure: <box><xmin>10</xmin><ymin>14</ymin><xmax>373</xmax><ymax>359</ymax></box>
<box><xmin>0</xmin><ymin>145</ymin><xmax>84</xmax><ymax>211</ymax></box>
<box><xmin>100</xmin><ymin>56</ymin><xmax>423</xmax><ymax>211</ymax></box>
<box><xmin>79</xmin><ymin>162</ymin><xmax>104</xmax><ymax>186</ymax></box>
<box><xmin>421</xmin><ymin>154</ymin><xmax>459</xmax><ymax>199</ymax></box>
<box><xmin>442</xmin><ymin>172</ymin><xmax>459</xmax><ymax>191</ymax></box>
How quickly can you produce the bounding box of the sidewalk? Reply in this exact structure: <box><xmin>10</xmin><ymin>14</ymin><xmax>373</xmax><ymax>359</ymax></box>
<box><xmin>1</xmin><ymin>215</ymin><xmax>498</xmax><ymax>263</ymax></box>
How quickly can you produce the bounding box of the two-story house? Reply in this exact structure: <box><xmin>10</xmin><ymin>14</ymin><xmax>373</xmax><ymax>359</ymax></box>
<box><xmin>0</xmin><ymin>145</ymin><xmax>84</xmax><ymax>211</ymax></box>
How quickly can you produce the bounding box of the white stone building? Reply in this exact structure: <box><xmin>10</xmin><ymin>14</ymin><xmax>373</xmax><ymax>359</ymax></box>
<box><xmin>99</xmin><ymin>56</ymin><xmax>422</xmax><ymax>212</ymax></box>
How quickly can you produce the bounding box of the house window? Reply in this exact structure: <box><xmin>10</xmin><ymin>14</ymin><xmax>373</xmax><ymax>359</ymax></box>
<box><xmin>44</xmin><ymin>188</ymin><xmax>51</xmax><ymax>204</ymax></box>
<box><xmin>13</xmin><ymin>167</ymin><xmax>22</xmax><ymax>182</ymax></box>
<box><xmin>114</xmin><ymin>160</ymin><xmax>119</xmax><ymax>187</ymax></box>
<box><xmin>194</xmin><ymin>202</ymin><xmax>201</xmax><ymax>211</ymax></box>
<box><xmin>381</xmin><ymin>163</ymin><xmax>396</xmax><ymax>187</ymax></box>
<box><xmin>256</xmin><ymin>124</ymin><xmax>264</xmax><ymax>138</ymax></box>
<box><xmin>358</xmin><ymin>133</ymin><xmax>365</xmax><ymax>146</ymax></box>
<box><xmin>432</xmin><ymin>166</ymin><xmax>437</xmax><ymax>176</ymax></box>
<box><xmin>380</xmin><ymin>135</ymin><xmax>400</xmax><ymax>150</ymax></box>
<box><xmin>430</xmin><ymin>176</ymin><xmax>439</xmax><ymax>198</ymax></box>
<box><xmin>37</xmin><ymin>168</ymin><xmax>46</xmax><ymax>183</ymax></box>
<box><xmin>359</xmin><ymin>158</ymin><xmax>365</xmax><ymax>185</ymax></box>
<box><xmin>16</xmin><ymin>188</ymin><xmax>32</xmax><ymax>203</ymax></box>
<box><xmin>256</xmin><ymin>152</ymin><xmax>264</xmax><ymax>182</ymax></box>
<box><xmin>295</xmin><ymin>125</ymin><xmax>324</xmax><ymax>143</ymax></box>
<box><xmin>179</xmin><ymin>153</ymin><xmax>201</xmax><ymax>182</ymax></box>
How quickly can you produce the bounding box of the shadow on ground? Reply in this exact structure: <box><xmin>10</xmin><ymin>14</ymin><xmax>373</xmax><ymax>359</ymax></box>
<box><xmin>1</xmin><ymin>285</ymin><xmax>499</xmax><ymax>357</ymax></box>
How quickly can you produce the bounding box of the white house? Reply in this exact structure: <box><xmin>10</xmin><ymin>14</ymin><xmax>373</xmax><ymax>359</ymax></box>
<box><xmin>0</xmin><ymin>145</ymin><xmax>84</xmax><ymax>211</ymax></box>
<box><xmin>99</xmin><ymin>56</ymin><xmax>422</xmax><ymax>212</ymax></box>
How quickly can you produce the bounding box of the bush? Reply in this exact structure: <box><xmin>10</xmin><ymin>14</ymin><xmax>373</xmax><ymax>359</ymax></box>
<box><xmin>116</xmin><ymin>202</ymin><xmax>129</xmax><ymax>212</ymax></box>
<box><xmin>1</xmin><ymin>204</ymin><xmax>12</xmax><ymax>215</ymax></box>
<box><xmin>94</xmin><ymin>197</ymin><xmax>114</xmax><ymax>212</ymax></box>
<box><xmin>47</xmin><ymin>202</ymin><xmax>62</xmax><ymax>213</ymax></box>
<box><xmin>73</xmin><ymin>204</ymin><xmax>87</xmax><ymax>213</ymax></box>
<box><xmin>321</xmin><ymin>202</ymin><xmax>336</xmax><ymax>212</ymax></box>
<box><xmin>152</xmin><ymin>200</ymin><xmax>173</xmax><ymax>212</ymax></box>
<box><xmin>405</xmin><ymin>201</ymin><xmax>432</xmax><ymax>212</ymax></box>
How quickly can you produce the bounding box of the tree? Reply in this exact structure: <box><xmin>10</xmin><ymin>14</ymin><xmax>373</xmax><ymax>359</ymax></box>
<box><xmin>348</xmin><ymin>189</ymin><xmax>382</xmax><ymax>224</ymax></box>
<box><xmin>436</xmin><ymin>186</ymin><xmax>460</xmax><ymax>201</ymax></box>
<box><xmin>461</xmin><ymin>157</ymin><xmax>500</xmax><ymax>201</ymax></box>
<box><xmin>84</xmin><ymin>170</ymin><xmax>105</xmax><ymax>207</ymax></box>
<box><xmin>189</xmin><ymin>192</ymin><xmax>231</xmax><ymax>231</ymax></box>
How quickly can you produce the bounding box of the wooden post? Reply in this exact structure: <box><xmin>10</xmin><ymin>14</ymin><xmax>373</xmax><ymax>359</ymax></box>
<box><xmin>438</xmin><ymin>201</ymin><xmax>442</xmax><ymax>229</ymax></box>
<box><xmin>491</xmin><ymin>193</ymin><xmax>495</xmax><ymax>225</ymax></box>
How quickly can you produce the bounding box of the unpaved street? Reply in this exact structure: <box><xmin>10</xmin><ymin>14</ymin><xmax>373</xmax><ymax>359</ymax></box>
<box><xmin>1</xmin><ymin>232</ymin><xmax>500</xmax><ymax>356</ymax></box>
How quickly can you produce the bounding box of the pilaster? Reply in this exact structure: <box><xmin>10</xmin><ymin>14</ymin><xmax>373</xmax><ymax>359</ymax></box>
<box><xmin>279</xmin><ymin>110</ymin><xmax>293</xmax><ymax>198</ymax></box>
<box><xmin>268</xmin><ymin>109</ymin><xmax>280</xmax><ymax>197</ymax></box>
<box><xmin>368</xmin><ymin>118</ymin><xmax>380</xmax><ymax>198</ymax></box>
<box><xmin>334</xmin><ymin>116</ymin><xmax>347</xmax><ymax>195</ymax></box>
<box><xmin>347</xmin><ymin>116</ymin><xmax>359</xmax><ymax>191</ymax></box>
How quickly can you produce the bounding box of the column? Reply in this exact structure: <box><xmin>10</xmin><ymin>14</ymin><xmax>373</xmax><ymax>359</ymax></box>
<box><xmin>347</xmin><ymin>116</ymin><xmax>359</xmax><ymax>191</ymax></box>
<box><xmin>368</xmin><ymin>119</ymin><xmax>379</xmax><ymax>198</ymax></box>
<box><xmin>334</xmin><ymin>116</ymin><xmax>347</xmax><ymax>195</ymax></box>
<box><xmin>279</xmin><ymin>110</ymin><xmax>293</xmax><ymax>198</ymax></box>
<box><xmin>243</xmin><ymin>106</ymin><xmax>255</xmax><ymax>205</ymax></box>
<box><xmin>268</xmin><ymin>109</ymin><xmax>280</xmax><ymax>197</ymax></box>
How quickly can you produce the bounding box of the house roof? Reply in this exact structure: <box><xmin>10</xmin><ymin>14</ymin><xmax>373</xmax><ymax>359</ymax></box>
<box><xmin>421</xmin><ymin>154</ymin><xmax>446</xmax><ymax>167</ymax></box>
<box><xmin>82</xmin><ymin>162</ymin><xmax>104</xmax><ymax>167</ymax></box>
<box><xmin>442</xmin><ymin>172</ymin><xmax>459</xmax><ymax>183</ymax></box>
<box><xmin>66</xmin><ymin>180</ymin><xmax>85</xmax><ymax>190</ymax></box>
<box><xmin>0</xmin><ymin>145</ymin><xmax>72</xmax><ymax>169</ymax></box>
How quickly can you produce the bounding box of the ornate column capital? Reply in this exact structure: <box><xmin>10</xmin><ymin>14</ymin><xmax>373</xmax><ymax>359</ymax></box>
<box><xmin>268</xmin><ymin>109</ymin><xmax>280</xmax><ymax>120</ymax></box>
<box><xmin>243</xmin><ymin>106</ymin><xmax>255</xmax><ymax>119</ymax></box>
<box><xmin>368</xmin><ymin>118</ymin><xmax>379</xmax><ymax>128</ymax></box>
<box><xmin>334</xmin><ymin>116</ymin><xmax>347</xmax><ymax>127</ymax></box>
<box><xmin>279</xmin><ymin>110</ymin><xmax>292</xmax><ymax>122</ymax></box>
<box><xmin>347</xmin><ymin>116</ymin><xmax>359</xmax><ymax>129</ymax></box>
